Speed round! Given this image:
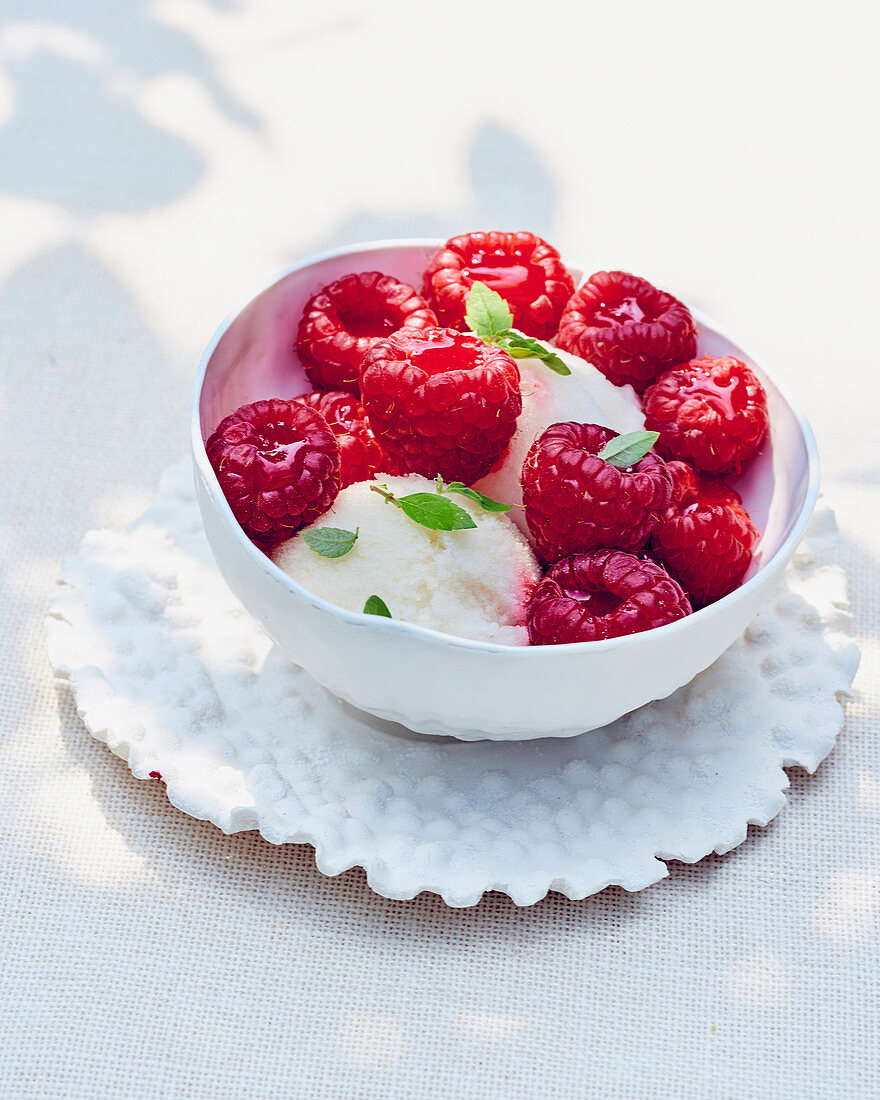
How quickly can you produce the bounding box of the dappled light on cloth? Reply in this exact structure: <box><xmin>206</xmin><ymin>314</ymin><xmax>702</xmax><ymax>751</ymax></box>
<box><xmin>0</xmin><ymin>2</ymin><xmax>877</xmax><ymax>1096</ymax></box>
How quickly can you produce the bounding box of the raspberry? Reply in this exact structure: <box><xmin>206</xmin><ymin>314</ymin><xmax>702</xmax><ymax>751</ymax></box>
<box><xmin>296</xmin><ymin>271</ymin><xmax>436</xmax><ymax>394</ymax></box>
<box><xmin>527</xmin><ymin>549</ymin><xmax>692</xmax><ymax>644</ymax></box>
<box><xmin>521</xmin><ymin>422</ymin><xmax>673</xmax><ymax>564</ymax></box>
<box><xmin>359</xmin><ymin>327</ymin><xmax>522</xmax><ymax>484</ymax></box>
<box><xmin>206</xmin><ymin>399</ymin><xmax>340</xmax><ymax>541</ymax></box>
<box><xmin>422</xmin><ymin>231</ymin><xmax>575</xmax><ymax>340</ymax></box>
<box><xmin>556</xmin><ymin>271</ymin><xmax>697</xmax><ymax>392</ymax></box>
<box><xmin>643</xmin><ymin>356</ymin><xmax>769</xmax><ymax>475</ymax></box>
<box><xmin>650</xmin><ymin>460</ymin><xmax>758</xmax><ymax>606</ymax></box>
<box><xmin>296</xmin><ymin>389</ymin><xmax>397</xmax><ymax>487</ymax></box>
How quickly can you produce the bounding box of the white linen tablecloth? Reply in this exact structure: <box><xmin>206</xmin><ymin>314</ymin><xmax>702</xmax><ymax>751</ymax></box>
<box><xmin>1</xmin><ymin>2</ymin><xmax>877</xmax><ymax>1096</ymax></box>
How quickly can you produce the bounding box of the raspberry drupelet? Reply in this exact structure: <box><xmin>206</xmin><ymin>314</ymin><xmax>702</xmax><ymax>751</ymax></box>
<box><xmin>527</xmin><ymin>549</ymin><xmax>692</xmax><ymax>644</ymax></box>
<box><xmin>643</xmin><ymin>356</ymin><xmax>769</xmax><ymax>475</ymax></box>
<box><xmin>650</xmin><ymin>460</ymin><xmax>759</xmax><ymax>606</ymax></box>
<box><xmin>359</xmin><ymin>326</ymin><xmax>522</xmax><ymax>484</ymax></box>
<box><xmin>206</xmin><ymin>398</ymin><xmax>340</xmax><ymax>543</ymax></box>
<box><xmin>296</xmin><ymin>271</ymin><xmax>436</xmax><ymax>394</ymax></box>
<box><xmin>296</xmin><ymin>389</ymin><xmax>397</xmax><ymax>487</ymax></box>
<box><xmin>423</xmin><ymin>231</ymin><xmax>575</xmax><ymax>340</ymax></box>
<box><xmin>557</xmin><ymin>271</ymin><xmax>697</xmax><ymax>393</ymax></box>
<box><xmin>521</xmin><ymin>422</ymin><xmax>673</xmax><ymax>564</ymax></box>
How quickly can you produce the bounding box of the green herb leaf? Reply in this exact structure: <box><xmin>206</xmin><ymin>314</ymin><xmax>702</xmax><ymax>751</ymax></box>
<box><xmin>500</xmin><ymin>332</ymin><xmax>571</xmax><ymax>375</ymax></box>
<box><xmin>363</xmin><ymin>594</ymin><xmax>392</xmax><ymax>618</ymax></box>
<box><xmin>369</xmin><ymin>482</ymin><xmax>478</xmax><ymax>530</ymax></box>
<box><xmin>441</xmin><ymin>480</ymin><xmax>512</xmax><ymax>513</ymax></box>
<box><xmin>300</xmin><ymin>526</ymin><xmax>359</xmax><ymax>558</ymax></box>
<box><xmin>396</xmin><ymin>492</ymin><xmax>477</xmax><ymax>531</ymax></box>
<box><xmin>463</xmin><ymin>283</ymin><xmax>571</xmax><ymax>377</ymax></box>
<box><xmin>597</xmin><ymin>430</ymin><xmax>660</xmax><ymax>468</ymax></box>
<box><xmin>464</xmin><ymin>281</ymin><xmax>513</xmax><ymax>340</ymax></box>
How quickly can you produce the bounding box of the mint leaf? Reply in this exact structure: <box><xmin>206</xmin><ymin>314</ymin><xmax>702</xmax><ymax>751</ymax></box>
<box><xmin>369</xmin><ymin>482</ymin><xmax>477</xmax><ymax>531</ymax></box>
<box><xmin>597</xmin><ymin>430</ymin><xmax>660</xmax><ymax>468</ymax></box>
<box><xmin>396</xmin><ymin>493</ymin><xmax>477</xmax><ymax>531</ymax></box>
<box><xmin>363</xmin><ymin>594</ymin><xmax>392</xmax><ymax>617</ymax></box>
<box><xmin>463</xmin><ymin>284</ymin><xmax>571</xmax><ymax>377</ymax></box>
<box><xmin>501</xmin><ymin>332</ymin><xmax>571</xmax><ymax>375</ymax></box>
<box><xmin>301</xmin><ymin>526</ymin><xmax>358</xmax><ymax>558</ymax></box>
<box><xmin>441</xmin><ymin>480</ymin><xmax>512</xmax><ymax>513</ymax></box>
<box><xmin>464</xmin><ymin>281</ymin><xmax>513</xmax><ymax>340</ymax></box>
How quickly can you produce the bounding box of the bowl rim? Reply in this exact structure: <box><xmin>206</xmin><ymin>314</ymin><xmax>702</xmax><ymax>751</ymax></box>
<box><xmin>190</xmin><ymin>237</ymin><xmax>821</xmax><ymax>657</ymax></box>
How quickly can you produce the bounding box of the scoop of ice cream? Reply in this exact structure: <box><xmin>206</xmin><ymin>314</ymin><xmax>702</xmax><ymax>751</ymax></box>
<box><xmin>474</xmin><ymin>346</ymin><xmax>645</xmax><ymax>534</ymax></box>
<box><xmin>272</xmin><ymin>474</ymin><xmax>542</xmax><ymax>645</ymax></box>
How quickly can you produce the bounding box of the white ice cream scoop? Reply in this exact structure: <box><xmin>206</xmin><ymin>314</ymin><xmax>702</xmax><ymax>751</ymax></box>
<box><xmin>273</xmin><ymin>474</ymin><xmax>541</xmax><ymax>645</ymax></box>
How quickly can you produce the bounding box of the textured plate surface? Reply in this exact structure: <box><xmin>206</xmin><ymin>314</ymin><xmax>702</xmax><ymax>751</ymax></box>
<box><xmin>47</xmin><ymin>462</ymin><xmax>860</xmax><ymax>907</ymax></box>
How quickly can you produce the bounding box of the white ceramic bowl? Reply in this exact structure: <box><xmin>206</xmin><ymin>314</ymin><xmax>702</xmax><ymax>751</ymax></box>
<box><xmin>191</xmin><ymin>239</ymin><xmax>819</xmax><ymax>741</ymax></box>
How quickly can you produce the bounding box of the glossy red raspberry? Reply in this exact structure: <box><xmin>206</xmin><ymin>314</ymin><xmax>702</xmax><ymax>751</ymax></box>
<box><xmin>423</xmin><ymin>231</ymin><xmax>575</xmax><ymax>340</ymax></box>
<box><xmin>359</xmin><ymin>327</ymin><xmax>522</xmax><ymax>484</ymax></box>
<box><xmin>527</xmin><ymin>549</ymin><xmax>692</xmax><ymax>644</ymax></box>
<box><xmin>296</xmin><ymin>271</ymin><xmax>437</xmax><ymax>394</ymax></box>
<box><xmin>296</xmin><ymin>389</ymin><xmax>397</xmax><ymax>487</ymax></box>
<box><xmin>651</xmin><ymin>460</ymin><xmax>759</xmax><ymax>606</ymax></box>
<box><xmin>206</xmin><ymin>399</ymin><xmax>340</xmax><ymax>541</ymax></box>
<box><xmin>521</xmin><ymin>422</ymin><xmax>673</xmax><ymax>564</ymax></box>
<box><xmin>557</xmin><ymin>271</ymin><xmax>697</xmax><ymax>392</ymax></box>
<box><xmin>643</xmin><ymin>356</ymin><xmax>769</xmax><ymax>475</ymax></box>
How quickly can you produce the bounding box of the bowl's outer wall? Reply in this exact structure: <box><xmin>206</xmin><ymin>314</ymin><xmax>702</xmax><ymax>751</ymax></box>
<box><xmin>192</xmin><ymin>241</ymin><xmax>819</xmax><ymax>741</ymax></box>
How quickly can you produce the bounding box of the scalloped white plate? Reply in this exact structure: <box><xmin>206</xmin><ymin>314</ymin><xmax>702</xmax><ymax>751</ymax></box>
<box><xmin>47</xmin><ymin>462</ymin><xmax>859</xmax><ymax>907</ymax></box>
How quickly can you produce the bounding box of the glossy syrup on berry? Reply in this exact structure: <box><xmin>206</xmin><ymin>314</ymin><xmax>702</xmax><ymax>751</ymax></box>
<box><xmin>407</xmin><ymin>331</ymin><xmax>485</xmax><ymax>375</ymax></box>
<box><xmin>559</xmin><ymin>585</ymin><xmax>622</xmax><ymax>617</ymax></box>
<box><xmin>464</xmin><ymin>249</ymin><xmax>546</xmax><ymax>307</ymax></box>
<box><xmin>674</xmin><ymin>369</ymin><xmax>745</xmax><ymax>418</ymax></box>
<box><xmin>591</xmin><ymin>295</ymin><xmax>650</xmax><ymax>327</ymax></box>
<box><xmin>256</xmin><ymin>419</ymin><xmax>308</xmax><ymax>461</ymax></box>
<box><xmin>339</xmin><ymin>310</ymin><xmax>397</xmax><ymax>339</ymax></box>
<box><xmin>321</xmin><ymin>394</ymin><xmax>361</xmax><ymax>430</ymax></box>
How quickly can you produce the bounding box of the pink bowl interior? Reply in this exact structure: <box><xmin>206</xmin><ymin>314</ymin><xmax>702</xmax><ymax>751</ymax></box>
<box><xmin>197</xmin><ymin>242</ymin><xmax>815</xmax><ymax>583</ymax></box>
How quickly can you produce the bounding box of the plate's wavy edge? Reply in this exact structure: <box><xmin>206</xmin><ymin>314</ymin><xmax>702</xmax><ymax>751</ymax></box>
<box><xmin>46</xmin><ymin>518</ymin><xmax>861</xmax><ymax>910</ymax></box>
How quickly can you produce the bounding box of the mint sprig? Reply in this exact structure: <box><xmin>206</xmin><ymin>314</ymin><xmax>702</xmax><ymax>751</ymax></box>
<box><xmin>464</xmin><ymin>281</ymin><xmax>571</xmax><ymax>376</ymax></box>
<box><xmin>597</xmin><ymin>431</ymin><xmax>660</xmax><ymax>468</ymax></box>
<box><xmin>301</xmin><ymin>526</ymin><xmax>358</xmax><ymax>558</ymax></box>
<box><xmin>363</xmin><ymin>594</ymin><xmax>392</xmax><ymax>618</ymax></box>
<box><xmin>435</xmin><ymin>476</ymin><xmax>512</xmax><ymax>513</ymax></box>
<box><xmin>465</xmin><ymin>280</ymin><xmax>513</xmax><ymax>339</ymax></box>
<box><xmin>502</xmin><ymin>334</ymin><xmax>570</xmax><ymax>375</ymax></box>
<box><xmin>369</xmin><ymin>483</ymin><xmax>477</xmax><ymax>531</ymax></box>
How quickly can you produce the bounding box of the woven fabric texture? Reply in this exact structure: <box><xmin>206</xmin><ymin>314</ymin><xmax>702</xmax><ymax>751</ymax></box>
<box><xmin>1</xmin><ymin>2</ymin><xmax>878</xmax><ymax>1097</ymax></box>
